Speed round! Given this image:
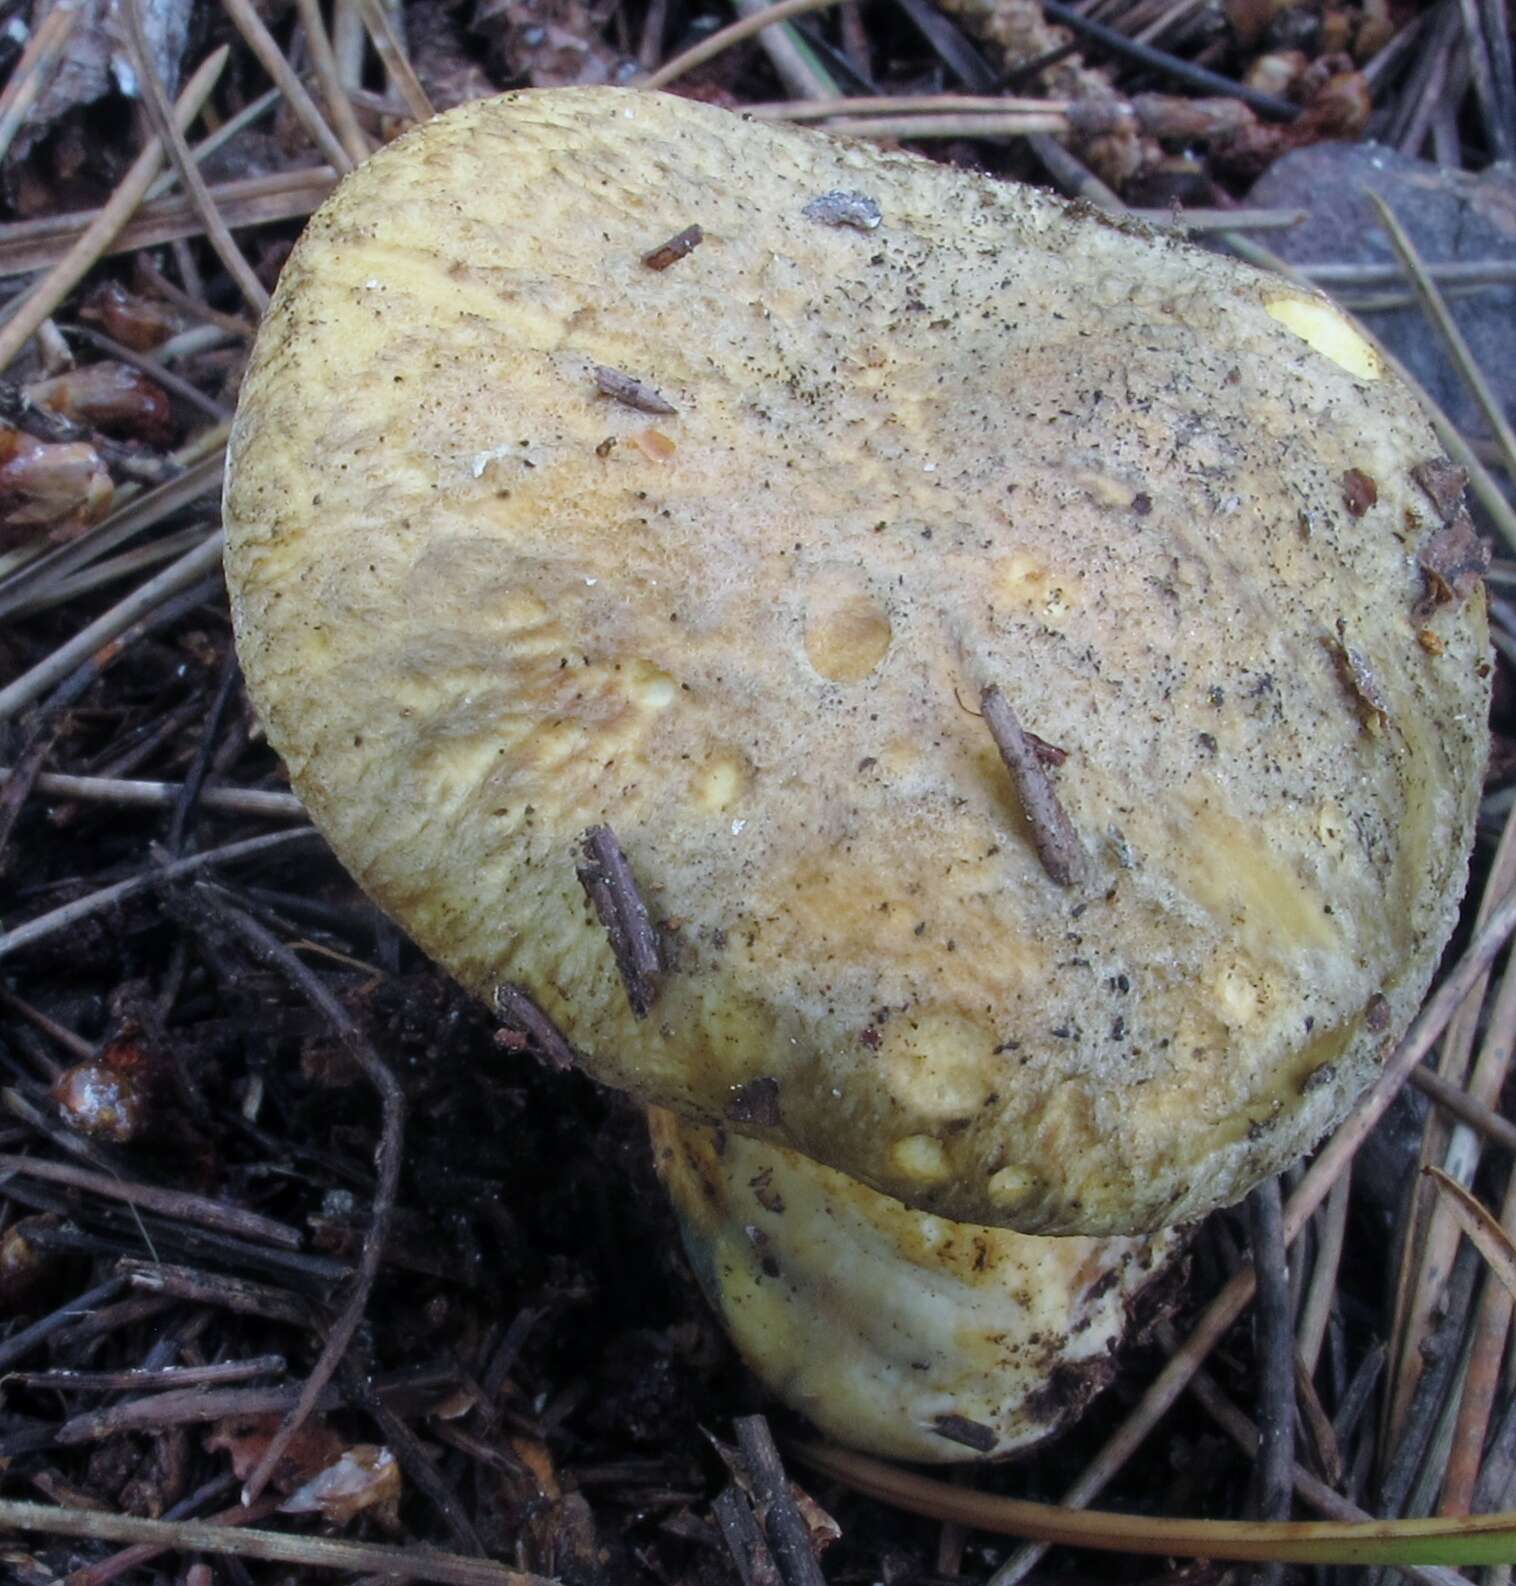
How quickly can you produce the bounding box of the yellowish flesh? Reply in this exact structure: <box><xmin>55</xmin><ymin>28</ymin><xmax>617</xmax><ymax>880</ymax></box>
<box><xmin>652</xmin><ymin>1110</ymin><xmax>1176</xmax><ymax>1461</ymax></box>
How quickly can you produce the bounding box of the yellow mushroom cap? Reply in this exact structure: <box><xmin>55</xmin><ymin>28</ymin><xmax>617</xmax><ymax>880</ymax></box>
<box><xmin>651</xmin><ymin>1109</ymin><xmax>1177</xmax><ymax>1461</ymax></box>
<box><xmin>225</xmin><ymin>86</ymin><xmax>1489</xmax><ymax>1235</ymax></box>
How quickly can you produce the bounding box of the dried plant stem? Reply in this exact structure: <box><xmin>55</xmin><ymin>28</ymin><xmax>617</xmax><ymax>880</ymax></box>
<box><xmin>986</xmin><ymin>883</ymin><xmax>1516</xmax><ymax>1585</ymax></box>
<box><xmin>1368</xmin><ymin>192</ymin><xmax>1516</xmax><ymax>481</ymax></box>
<box><xmin>1248</xmin><ymin>1178</ymin><xmax>1294</xmax><ymax>1562</ymax></box>
<box><xmin>1388</xmin><ymin>812</ymin><xmax>1516</xmax><ymax>1450</ymax></box>
<box><xmin>358</xmin><ymin>0</ymin><xmax>435</xmax><ymax>122</ymax></box>
<box><xmin>125</xmin><ymin>1</ymin><xmax>269</xmax><ymax>314</ymax></box>
<box><xmin>0</xmin><ymin>1152</ymin><xmax>302</xmax><ymax>1248</ymax></box>
<box><xmin>0</xmin><ymin>1276</ymin><xmax>124</xmax><ymax>1373</ymax></box>
<box><xmin>0</xmin><ymin>46</ymin><xmax>229</xmax><ymax>377</ymax></box>
<box><xmin>1410</xmin><ymin>1064</ymin><xmax>1516</xmax><ymax>1153</ymax></box>
<box><xmin>750</xmin><ymin>92</ymin><xmax>1075</xmax><ymax>117</ymax></box>
<box><xmin>1296</xmin><ymin>1170</ymin><xmax>1350</xmax><ymax>1377</ymax></box>
<box><xmin>199</xmin><ymin>892</ymin><xmax>406</xmax><ymax>1508</ymax></box>
<box><xmin>799</xmin><ymin>1440</ymin><xmax>1516</xmax><ymax>1566</ymax></box>
<box><xmin>1443</xmin><ymin>1158</ymin><xmax>1516</xmax><ymax>1513</ymax></box>
<box><xmin>0</xmin><ymin>0</ymin><xmax>84</xmax><ymax>166</ymax></box>
<box><xmin>219</xmin><ymin>0</ymin><xmax>354</xmax><ymax>172</ymax></box>
<box><xmin>295</xmin><ymin>0</ymin><xmax>371</xmax><ymax>165</ymax></box>
<box><xmin>0</xmin><ymin>1498</ymin><xmax>546</xmax><ymax>1585</ymax></box>
<box><xmin>735</xmin><ymin>1416</ymin><xmax>827</xmax><ymax>1586</ymax></box>
<box><xmin>1150</xmin><ymin>1323</ymin><xmax>1465</xmax><ymax>1586</ymax></box>
<box><xmin>0</xmin><ymin>529</ymin><xmax>225</xmax><ymax>721</ymax></box>
<box><xmin>0</xmin><ymin>828</ymin><xmax>317</xmax><ymax>963</ymax></box>
<box><xmin>0</xmin><ymin>767</ymin><xmax>302</xmax><ymax>819</ymax></box>
<box><xmin>0</xmin><ymin>167</ymin><xmax>338</xmax><ymax>279</ymax></box>
<box><xmin>642</xmin><ymin>0</ymin><xmax>846</xmax><ymax>90</ymax></box>
<box><xmin>145</xmin><ymin>87</ymin><xmax>282</xmax><ymax>202</ymax></box>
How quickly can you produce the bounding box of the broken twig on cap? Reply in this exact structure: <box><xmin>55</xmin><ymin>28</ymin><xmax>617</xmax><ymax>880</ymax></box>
<box><xmin>577</xmin><ymin>824</ymin><xmax>664</xmax><ymax>1016</ymax></box>
<box><xmin>979</xmin><ymin>685</ymin><xmax>1086</xmax><ymax>887</ymax></box>
<box><xmin>494</xmin><ymin>983</ymin><xmax>581</xmax><ymax>1069</ymax></box>
<box><xmin>643</xmin><ymin>225</ymin><xmax>704</xmax><ymax>270</ymax></box>
<box><xmin>594</xmin><ymin>365</ymin><xmax>676</xmax><ymax>414</ymax></box>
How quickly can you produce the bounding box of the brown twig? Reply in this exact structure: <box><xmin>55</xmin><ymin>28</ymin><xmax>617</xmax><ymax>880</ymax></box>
<box><xmin>0</xmin><ymin>1276</ymin><xmax>124</xmax><ymax>1374</ymax></box>
<box><xmin>0</xmin><ymin>767</ymin><xmax>303</xmax><ymax>820</ymax></box>
<box><xmin>218</xmin><ymin>0</ymin><xmax>355</xmax><ymax>173</ymax></box>
<box><xmin>124</xmin><ymin>0</ymin><xmax>270</xmax><ymax>315</ymax></box>
<box><xmin>0</xmin><ymin>1153</ymin><xmax>302</xmax><ymax>1249</ymax></box>
<box><xmin>0</xmin><ymin>827</ymin><xmax>318</xmax><ymax>963</ymax></box>
<box><xmin>979</xmin><ymin>685</ymin><xmax>1086</xmax><ymax>887</ymax></box>
<box><xmin>733</xmin><ymin>1415</ymin><xmax>826</xmax><ymax>1586</ymax></box>
<box><xmin>8</xmin><ymin>1355</ymin><xmax>287</xmax><ymax>1393</ymax></box>
<box><xmin>294</xmin><ymin>0</ymin><xmax>372</xmax><ymax>166</ymax></box>
<box><xmin>576</xmin><ymin>825</ymin><xmax>663</xmax><ymax>1016</ymax></box>
<box><xmin>195</xmin><ymin>888</ymin><xmax>406</xmax><ymax>1507</ymax></box>
<box><xmin>1247</xmin><ymin>1178</ymin><xmax>1293</xmax><ymax>1568</ymax></box>
<box><xmin>357</xmin><ymin>0</ymin><xmax>436</xmax><ymax>122</ymax></box>
<box><xmin>494</xmin><ymin>984</ymin><xmax>580</xmax><ymax>1070</ymax></box>
<box><xmin>0</xmin><ymin>48</ymin><xmax>229</xmax><ymax>376</ymax></box>
<box><xmin>0</xmin><ymin>1498</ymin><xmax>545</xmax><ymax>1586</ymax></box>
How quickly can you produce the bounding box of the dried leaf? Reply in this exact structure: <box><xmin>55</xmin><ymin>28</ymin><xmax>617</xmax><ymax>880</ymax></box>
<box><xmin>1415</xmin><ymin>511</ymin><xmax>1489</xmax><ymax>617</ymax></box>
<box><xmin>205</xmin><ymin>1412</ymin><xmax>344</xmax><ymax>1493</ymax></box>
<box><xmin>1323</xmin><ymin>636</ymin><xmax>1389</xmax><ymax>735</ymax></box>
<box><xmin>26</xmin><ymin>362</ymin><xmax>175</xmax><ymax>446</ymax></box>
<box><xmin>279</xmin><ymin>1445</ymin><xmax>401</xmax><ymax>1529</ymax></box>
<box><xmin>1411</xmin><ymin>459</ymin><xmax>1469</xmax><ymax>522</ymax></box>
<box><xmin>0</xmin><ymin>423</ymin><xmax>111</xmax><ymax>545</ymax></box>
<box><xmin>1341</xmin><ymin>468</ymin><xmax>1377</xmax><ymax>517</ymax></box>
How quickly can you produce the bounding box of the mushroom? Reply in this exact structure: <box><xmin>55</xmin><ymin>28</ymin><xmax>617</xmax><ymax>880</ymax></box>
<box><xmin>224</xmin><ymin>88</ymin><xmax>1489</xmax><ymax>1454</ymax></box>
<box><xmin>650</xmin><ymin>1108</ymin><xmax>1177</xmax><ymax>1460</ymax></box>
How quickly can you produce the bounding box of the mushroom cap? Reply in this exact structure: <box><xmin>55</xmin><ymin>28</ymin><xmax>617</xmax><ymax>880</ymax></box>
<box><xmin>650</xmin><ymin>1108</ymin><xmax>1176</xmax><ymax>1461</ymax></box>
<box><xmin>225</xmin><ymin>87</ymin><xmax>1489</xmax><ymax>1235</ymax></box>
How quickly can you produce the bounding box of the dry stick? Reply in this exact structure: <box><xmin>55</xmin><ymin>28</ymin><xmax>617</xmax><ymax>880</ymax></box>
<box><xmin>1296</xmin><ymin>1169</ymin><xmax>1350</xmax><ymax>1377</ymax></box>
<box><xmin>1388</xmin><ymin>811</ymin><xmax>1516</xmax><ymax>1453</ymax></box>
<box><xmin>200</xmin><ymin>892</ymin><xmax>407</xmax><ymax>1508</ymax></box>
<box><xmin>0</xmin><ymin>768</ymin><xmax>302</xmax><ymax>819</ymax></box>
<box><xmin>576</xmin><ymin>825</ymin><xmax>663</xmax><ymax>1016</ymax></box>
<box><xmin>1247</xmin><ymin>1178</ymin><xmax>1293</xmax><ymax>1574</ymax></box>
<box><xmin>218</xmin><ymin>0</ymin><xmax>354</xmax><ymax>173</ymax></box>
<box><xmin>10</xmin><ymin>1355</ymin><xmax>286</xmax><ymax>1392</ymax></box>
<box><xmin>0</xmin><ymin>827</ymin><xmax>317</xmax><ymax>963</ymax></box>
<box><xmin>1410</xmin><ymin>1063</ymin><xmax>1516</xmax><ymax>1153</ymax></box>
<box><xmin>494</xmin><ymin>984</ymin><xmax>579</xmax><ymax>1071</ymax></box>
<box><xmin>0</xmin><ymin>46</ymin><xmax>228</xmax><ymax>377</ymax></box>
<box><xmin>985</xmin><ymin>883</ymin><xmax>1516</xmax><ymax>1586</ymax></box>
<box><xmin>0</xmin><ymin>1499</ymin><xmax>543</xmax><ymax>1586</ymax></box>
<box><xmin>1148</xmin><ymin>1323</ymin><xmax>1466</xmax><ymax>1586</ymax></box>
<box><xmin>0</xmin><ymin>1276</ymin><xmax>124</xmax><ymax>1373</ymax></box>
<box><xmin>642</xmin><ymin>0</ymin><xmax>846</xmax><ymax>89</ymax></box>
<box><xmin>1369</xmin><ymin>192</ymin><xmax>1516</xmax><ymax>481</ymax></box>
<box><xmin>145</xmin><ymin>85</ymin><xmax>283</xmax><ymax>202</ymax></box>
<box><xmin>713</xmin><ymin>1483</ymin><xmax>783</xmax><ymax>1586</ymax></box>
<box><xmin>0</xmin><ymin>0</ymin><xmax>85</xmax><ymax>165</ymax></box>
<box><xmin>1457</xmin><ymin>0</ymin><xmax>1511</xmax><ymax>160</ymax></box>
<box><xmin>357</xmin><ymin>0</ymin><xmax>435</xmax><ymax>122</ymax></box>
<box><xmin>0</xmin><ymin>1153</ymin><xmax>302</xmax><ymax>1249</ymax></box>
<box><xmin>1444</xmin><ymin>1160</ymin><xmax>1516</xmax><ymax>1514</ymax></box>
<box><xmin>341</xmin><ymin>1357</ymin><xmax>485</xmax><ymax>1554</ymax></box>
<box><xmin>979</xmin><ymin>685</ymin><xmax>1085</xmax><ymax>887</ymax></box>
<box><xmin>124</xmin><ymin>1</ymin><xmax>268</xmax><ymax>316</ymax></box>
<box><xmin>294</xmin><ymin>0</ymin><xmax>371</xmax><ymax>166</ymax></box>
<box><xmin>734</xmin><ymin>1415</ymin><xmax>827</xmax><ymax>1586</ymax></box>
<box><xmin>0</xmin><ymin>529</ymin><xmax>224</xmax><ymax>722</ymax></box>
<box><xmin>0</xmin><ymin>168</ymin><xmax>337</xmax><ymax>279</ymax></box>
<box><xmin>167</xmin><ymin>649</ymin><xmax>242</xmax><ymax>854</ymax></box>
<box><xmin>65</xmin><ymin>1490</ymin><xmax>277</xmax><ymax>1586</ymax></box>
